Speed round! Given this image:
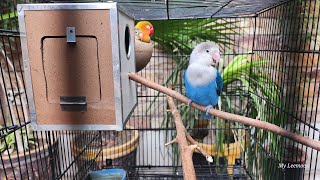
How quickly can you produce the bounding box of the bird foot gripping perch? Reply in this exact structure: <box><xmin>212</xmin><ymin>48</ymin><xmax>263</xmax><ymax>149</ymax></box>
<box><xmin>205</xmin><ymin>105</ymin><xmax>213</xmax><ymax>115</ymax></box>
<box><xmin>187</xmin><ymin>99</ymin><xmax>193</xmax><ymax>106</ymax></box>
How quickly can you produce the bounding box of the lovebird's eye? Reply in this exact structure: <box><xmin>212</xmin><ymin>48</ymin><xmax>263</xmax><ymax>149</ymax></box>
<box><xmin>146</xmin><ymin>25</ymin><xmax>150</xmax><ymax>29</ymax></box>
<box><xmin>206</xmin><ymin>49</ymin><xmax>209</xmax><ymax>53</ymax></box>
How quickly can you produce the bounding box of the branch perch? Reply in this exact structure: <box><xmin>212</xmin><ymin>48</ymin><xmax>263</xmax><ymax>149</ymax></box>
<box><xmin>167</xmin><ymin>95</ymin><xmax>211</xmax><ymax>180</ymax></box>
<box><xmin>128</xmin><ymin>72</ymin><xmax>320</xmax><ymax>151</ymax></box>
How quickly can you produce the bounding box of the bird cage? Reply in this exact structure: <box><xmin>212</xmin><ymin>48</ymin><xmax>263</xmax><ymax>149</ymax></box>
<box><xmin>0</xmin><ymin>0</ymin><xmax>319</xmax><ymax>179</ymax></box>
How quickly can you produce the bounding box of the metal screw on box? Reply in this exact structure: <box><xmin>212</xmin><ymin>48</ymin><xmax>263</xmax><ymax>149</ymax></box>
<box><xmin>66</xmin><ymin>27</ymin><xmax>76</xmax><ymax>43</ymax></box>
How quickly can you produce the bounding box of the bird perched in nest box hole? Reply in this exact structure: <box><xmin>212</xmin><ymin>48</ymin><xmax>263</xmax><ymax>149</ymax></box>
<box><xmin>135</xmin><ymin>21</ymin><xmax>154</xmax><ymax>43</ymax></box>
<box><xmin>184</xmin><ymin>42</ymin><xmax>223</xmax><ymax>120</ymax></box>
<box><xmin>134</xmin><ymin>21</ymin><xmax>154</xmax><ymax>72</ymax></box>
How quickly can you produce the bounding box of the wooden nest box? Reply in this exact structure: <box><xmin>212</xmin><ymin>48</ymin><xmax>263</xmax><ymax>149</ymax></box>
<box><xmin>18</xmin><ymin>3</ymin><xmax>137</xmax><ymax>131</ymax></box>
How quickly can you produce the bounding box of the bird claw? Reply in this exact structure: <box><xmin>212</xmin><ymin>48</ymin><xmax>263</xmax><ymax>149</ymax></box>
<box><xmin>205</xmin><ymin>105</ymin><xmax>213</xmax><ymax>115</ymax></box>
<box><xmin>187</xmin><ymin>99</ymin><xmax>193</xmax><ymax>106</ymax></box>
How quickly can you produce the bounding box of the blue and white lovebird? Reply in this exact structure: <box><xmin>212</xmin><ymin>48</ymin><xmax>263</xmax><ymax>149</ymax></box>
<box><xmin>183</xmin><ymin>42</ymin><xmax>223</xmax><ymax>120</ymax></box>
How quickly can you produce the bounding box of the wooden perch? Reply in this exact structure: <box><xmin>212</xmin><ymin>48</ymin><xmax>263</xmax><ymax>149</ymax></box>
<box><xmin>166</xmin><ymin>95</ymin><xmax>197</xmax><ymax>180</ymax></box>
<box><xmin>166</xmin><ymin>95</ymin><xmax>213</xmax><ymax>180</ymax></box>
<box><xmin>128</xmin><ymin>72</ymin><xmax>320</xmax><ymax>151</ymax></box>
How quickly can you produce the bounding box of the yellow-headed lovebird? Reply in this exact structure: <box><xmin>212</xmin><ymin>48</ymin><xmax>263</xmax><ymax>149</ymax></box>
<box><xmin>134</xmin><ymin>21</ymin><xmax>154</xmax><ymax>72</ymax></box>
<box><xmin>135</xmin><ymin>21</ymin><xmax>154</xmax><ymax>43</ymax></box>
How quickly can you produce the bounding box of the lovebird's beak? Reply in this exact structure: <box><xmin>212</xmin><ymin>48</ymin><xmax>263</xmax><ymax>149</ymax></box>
<box><xmin>150</xmin><ymin>27</ymin><xmax>154</xmax><ymax>36</ymax></box>
<box><xmin>212</xmin><ymin>52</ymin><xmax>220</xmax><ymax>62</ymax></box>
<box><xmin>211</xmin><ymin>52</ymin><xmax>220</xmax><ymax>67</ymax></box>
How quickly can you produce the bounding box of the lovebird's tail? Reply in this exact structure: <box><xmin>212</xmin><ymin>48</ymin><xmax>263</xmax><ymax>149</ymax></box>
<box><xmin>201</xmin><ymin>112</ymin><xmax>212</xmax><ymax>120</ymax></box>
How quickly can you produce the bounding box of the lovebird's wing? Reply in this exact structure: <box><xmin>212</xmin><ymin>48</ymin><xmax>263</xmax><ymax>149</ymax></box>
<box><xmin>184</xmin><ymin>69</ymin><xmax>210</xmax><ymax>105</ymax></box>
<box><xmin>183</xmin><ymin>70</ymin><xmax>195</xmax><ymax>99</ymax></box>
<box><xmin>216</xmin><ymin>71</ymin><xmax>223</xmax><ymax>96</ymax></box>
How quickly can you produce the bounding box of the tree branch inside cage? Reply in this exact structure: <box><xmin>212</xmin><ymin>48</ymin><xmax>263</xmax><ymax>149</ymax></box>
<box><xmin>166</xmin><ymin>95</ymin><xmax>196</xmax><ymax>180</ymax></box>
<box><xmin>166</xmin><ymin>93</ymin><xmax>213</xmax><ymax>180</ymax></box>
<box><xmin>128</xmin><ymin>72</ymin><xmax>320</xmax><ymax>151</ymax></box>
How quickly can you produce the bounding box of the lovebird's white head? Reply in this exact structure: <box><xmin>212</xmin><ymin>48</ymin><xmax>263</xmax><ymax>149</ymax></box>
<box><xmin>189</xmin><ymin>42</ymin><xmax>220</xmax><ymax>67</ymax></box>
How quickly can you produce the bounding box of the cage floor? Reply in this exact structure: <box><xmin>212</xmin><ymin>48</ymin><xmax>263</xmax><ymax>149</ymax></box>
<box><xmin>119</xmin><ymin>166</ymin><xmax>250</xmax><ymax>179</ymax></box>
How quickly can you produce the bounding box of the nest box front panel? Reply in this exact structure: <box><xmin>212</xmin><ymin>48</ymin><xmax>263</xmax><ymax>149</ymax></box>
<box><xmin>23</xmin><ymin>9</ymin><xmax>116</xmax><ymax>127</ymax></box>
<box><xmin>43</xmin><ymin>37</ymin><xmax>100</xmax><ymax>104</ymax></box>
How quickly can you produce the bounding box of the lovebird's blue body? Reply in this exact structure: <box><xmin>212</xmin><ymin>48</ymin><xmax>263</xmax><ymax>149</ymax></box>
<box><xmin>184</xmin><ymin>70</ymin><xmax>222</xmax><ymax>107</ymax></box>
<box><xmin>183</xmin><ymin>42</ymin><xmax>223</xmax><ymax>120</ymax></box>
<box><xmin>184</xmin><ymin>69</ymin><xmax>223</xmax><ymax>119</ymax></box>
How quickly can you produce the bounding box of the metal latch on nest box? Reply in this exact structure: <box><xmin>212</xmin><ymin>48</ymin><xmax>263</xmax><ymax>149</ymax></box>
<box><xmin>60</xmin><ymin>96</ymin><xmax>87</xmax><ymax>112</ymax></box>
<box><xmin>66</xmin><ymin>27</ymin><xmax>76</xmax><ymax>43</ymax></box>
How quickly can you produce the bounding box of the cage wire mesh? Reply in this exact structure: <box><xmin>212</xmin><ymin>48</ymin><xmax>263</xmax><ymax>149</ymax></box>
<box><xmin>0</xmin><ymin>0</ymin><xmax>320</xmax><ymax>179</ymax></box>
